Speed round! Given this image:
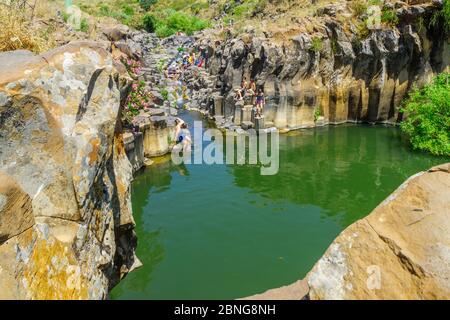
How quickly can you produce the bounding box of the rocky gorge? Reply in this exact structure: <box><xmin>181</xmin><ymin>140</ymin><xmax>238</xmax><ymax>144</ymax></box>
<box><xmin>192</xmin><ymin>1</ymin><xmax>449</xmax><ymax>131</ymax></box>
<box><xmin>0</xmin><ymin>0</ymin><xmax>449</xmax><ymax>300</ymax></box>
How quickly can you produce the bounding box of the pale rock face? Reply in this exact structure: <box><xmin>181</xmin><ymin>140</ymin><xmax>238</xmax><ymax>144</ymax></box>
<box><xmin>0</xmin><ymin>42</ymin><xmax>139</xmax><ymax>299</ymax></box>
<box><xmin>307</xmin><ymin>164</ymin><xmax>450</xmax><ymax>300</ymax></box>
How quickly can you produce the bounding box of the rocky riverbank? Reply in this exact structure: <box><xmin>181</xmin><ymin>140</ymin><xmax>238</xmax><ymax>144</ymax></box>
<box><xmin>107</xmin><ymin>29</ymin><xmax>199</xmax><ymax>173</ymax></box>
<box><xmin>247</xmin><ymin>163</ymin><xmax>450</xmax><ymax>299</ymax></box>
<box><xmin>190</xmin><ymin>1</ymin><xmax>449</xmax><ymax>132</ymax></box>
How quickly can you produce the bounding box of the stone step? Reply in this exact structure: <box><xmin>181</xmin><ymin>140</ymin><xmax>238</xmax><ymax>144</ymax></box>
<box><xmin>241</xmin><ymin>105</ymin><xmax>253</xmax><ymax>123</ymax></box>
<box><xmin>241</xmin><ymin>121</ymin><xmax>254</xmax><ymax>130</ymax></box>
<box><xmin>254</xmin><ymin>116</ymin><xmax>265</xmax><ymax>130</ymax></box>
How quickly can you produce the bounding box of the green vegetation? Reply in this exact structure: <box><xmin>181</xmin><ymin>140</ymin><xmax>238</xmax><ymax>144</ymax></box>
<box><xmin>380</xmin><ymin>8</ymin><xmax>399</xmax><ymax>26</ymax></box>
<box><xmin>356</xmin><ymin>19</ymin><xmax>371</xmax><ymax>40</ymax></box>
<box><xmin>151</xmin><ymin>9</ymin><xmax>209</xmax><ymax>38</ymax></box>
<box><xmin>350</xmin><ymin>0</ymin><xmax>367</xmax><ymax>18</ymax></box>
<box><xmin>216</xmin><ymin>0</ymin><xmax>268</xmax><ymax>26</ymax></box>
<box><xmin>330</xmin><ymin>36</ymin><xmax>339</xmax><ymax>54</ymax></box>
<box><xmin>430</xmin><ymin>0</ymin><xmax>450</xmax><ymax>35</ymax></box>
<box><xmin>79</xmin><ymin>18</ymin><xmax>89</xmax><ymax>32</ymax></box>
<box><xmin>161</xmin><ymin>87</ymin><xmax>169</xmax><ymax>101</ymax></box>
<box><xmin>157</xmin><ymin>58</ymin><xmax>167</xmax><ymax>73</ymax></box>
<box><xmin>76</xmin><ymin>0</ymin><xmax>142</xmax><ymax>28</ymax></box>
<box><xmin>98</xmin><ymin>3</ymin><xmax>137</xmax><ymax>26</ymax></box>
<box><xmin>310</xmin><ymin>37</ymin><xmax>323</xmax><ymax>52</ymax></box>
<box><xmin>314</xmin><ymin>108</ymin><xmax>322</xmax><ymax>122</ymax></box>
<box><xmin>139</xmin><ymin>0</ymin><xmax>158</xmax><ymax>11</ymax></box>
<box><xmin>143</xmin><ymin>13</ymin><xmax>157</xmax><ymax>32</ymax></box>
<box><xmin>62</xmin><ymin>11</ymin><xmax>70</xmax><ymax>23</ymax></box>
<box><xmin>400</xmin><ymin>72</ymin><xmax>450</xmax><ymax>156</ymax></box>
<box><xmin>368</xmin><ymin>0</ymin><xmax>382</xmax><ymax>6</ymax></box>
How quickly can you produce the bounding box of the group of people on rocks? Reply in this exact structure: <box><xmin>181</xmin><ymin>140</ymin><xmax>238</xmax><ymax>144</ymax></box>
<box><xmin>234</xmin><ymin>77</ymin><xmax>265</xmax><ymax>117</ymax></box>
<box><xmin>182</xmin><ymin>50</ymin><xmax>207</xmax><ymax>69</ymax></box>
<box><xmin>164</xmin><ymin>48</ymin><xmax>207</xmax><ymax>81</ymax></box>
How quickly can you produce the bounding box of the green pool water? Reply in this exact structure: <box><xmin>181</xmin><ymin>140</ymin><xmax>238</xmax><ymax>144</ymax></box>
<box><xmin>111</xmin><ymin>111</ymin><xmax>446</xmax><ymax>300</ymax></box>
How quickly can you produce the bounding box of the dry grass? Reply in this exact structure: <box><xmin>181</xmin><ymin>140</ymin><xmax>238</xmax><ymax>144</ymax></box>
<box><xmin>0</xmin><ymin>0</ymin><xmax>57</xmax><ymax>53</ymax></box>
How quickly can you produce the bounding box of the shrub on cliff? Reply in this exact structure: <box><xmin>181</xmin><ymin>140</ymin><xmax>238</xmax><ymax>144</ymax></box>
<box><xmin>430</xmin><ymin>0</ymin><xmax>450</xmax><ymax>35</ymax></box>
<box><xmin>140</xmin><ymin>0</ymin><xmax>158</xmax><ymax>11</ymax></box>
<box><xmin>143</xmin><ymin>14</ymin><xmax>157</xmax><ymax>32</ymax></box>
<box><xmin>381</xmin><ymin>8</ymin><xmax>399</xmax><ymax>26</ymax></box>
<box><xmin>400</xmin><ymin>73</ymin><xmax>450</xmax><ymax>156</ymax></box>
<box><xmin>147</xmin><ymin>10</ymin><xmax>209</xmax><ymax>38</ymax></box>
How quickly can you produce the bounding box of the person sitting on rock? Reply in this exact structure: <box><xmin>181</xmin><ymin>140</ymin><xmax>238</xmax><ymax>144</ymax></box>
<box><xmin>188</xmin><ymin>53</ymin><xmax>195</xmax><ymax>66</ymax></box>
<box><xmin>255</xmin><ymin>88</ymin><xmax>265</xmax><ymax>117</ymax></box>
<box><xmin>241</xmin><ymin>77</ymin><xmax>249</xmax><ymax>96</ymax></box>
<box><xmin>182</xmin><ymin>55</ymin><xmax>189</xmax><ymax>69</ymax></box>
<box><xmin>247</xmin><ymin>79</ymin><xmax>257</xmax><ymax>104</ymax></box>
<box><xmin>234</xmin><ymin>88</ymin><xmax>243</xmax><ymax>102</ymax></box>
<box><xmin>197</xmin><ymin>57</ymin><xmax>204</xmax><ymax>68</ymax></box>
<box><xmin>200</xmin><ymin>48</ymin><xmax>207</xmax><ymax>67</ymax></box>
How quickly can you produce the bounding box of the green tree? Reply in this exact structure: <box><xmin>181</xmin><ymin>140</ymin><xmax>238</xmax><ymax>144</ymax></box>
<box><xmin>143</xmin><ymin>14</ymin><xmax>157</xmax><ymax>33</ymax></box>
<box><xmin>140</xmin><ymin>0</ymin><xmax>158</xmax><ymax>11</ymax></box>
<box><xmin>400</xmin><ymin>73</ymin><xmax>450</xmax><ymax>156</ymax></box>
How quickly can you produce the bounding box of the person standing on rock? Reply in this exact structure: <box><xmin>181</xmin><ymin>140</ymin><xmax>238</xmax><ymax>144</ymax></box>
<box><xmin>174</xmin><ymin>118</ymin><xmax>192</xmax><ymax>154</ymax></box>
<box><xmin>241</xmin><ymin>77</ymin><xmax>249</xmax><ymax>98</ymax></box>
<box><xmin>255</xmin><ymin>88</ymin><xmax>265</xmax><ymax>117</ymax></box>
<box><xmin>248</xmin><ymin>79</ymin><xmax>257</xmax><ymax>104</ymax></box>
<box><xmin>200</xmin><ymin>48</ymin><xmax>208</xmax><ymax>67</ymax></box>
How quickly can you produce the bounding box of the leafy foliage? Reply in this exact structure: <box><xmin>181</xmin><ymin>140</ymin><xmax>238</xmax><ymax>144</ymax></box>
<box><xmin>381</xmin><ymin>8</ymin><xmax>399</xmax><ymax>26</ymax></box>
<box><xmin>350</xmin><ymin>0</ymin><xmax>368</xmax><ymax>18</ymax></box>
<box><xmin>143</xmin><ymin>14</ymin><xmax>157</xmax><ymax>32</ymax></box>
<box><xmin>78</xmin><ymin>18</ymin><xmax>89</xmax><ymax>33</ymax></box>
<box><xmin>310</xmin><ymin>37</ymin><xmax>323</xmax><ymax>52</ymax></box>
<box><xmin>139</xmin><ymin>0</ymin><xmax>158</xmax><ymax>11</ymax></box>
<box><xmin>150</xmin><ymin>10</ymin><xmax>209</xmax><ymax>38</ymax></box>
<box><xmin>400</xmin><ymin>73</ymin><xmax>450</xmax><ymax>156</ymax></box>
<box><xmin>314</xmin><ymin>108</ymin><xmax>322</xmax><ymax>122</ymax></box>
<box><xmin>430</xmin><ymin>0</ymin><xmax>450</xmax><ymax>35</ymax></box>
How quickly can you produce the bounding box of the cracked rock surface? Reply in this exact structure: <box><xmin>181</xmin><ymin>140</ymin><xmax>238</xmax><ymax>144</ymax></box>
<box><xmin>0</xmin><ymin>42</ymin><xmax>139</xmax><ymax>299</ymax></box>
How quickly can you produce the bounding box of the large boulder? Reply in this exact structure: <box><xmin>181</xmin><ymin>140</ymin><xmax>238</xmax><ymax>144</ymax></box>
<box><xmin>0</xmin><ymin>42</ymin><xmax>139</xmax><ymax>299</ymax></box>
<box><xmin>307</xmin><ymin>163</ymin><xmax>450</xmax><ymax>299</ymax></box>
<box><xmin>103</xmin><ymin>25</ymin><xmax>130</xmax><ymax>42</ymax></box>
<box><xmin>245</xmin><ymin>164</ymin><xmax>450</xmax><ymax>300</ymax></box>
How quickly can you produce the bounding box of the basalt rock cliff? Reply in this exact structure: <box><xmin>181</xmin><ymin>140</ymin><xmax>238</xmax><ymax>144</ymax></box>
<box><xmin>0</xmin><ymin>42</ymin><xmax>139</xmax><ymax>299</ymax></box>
<box><xmin>195</xmin><ymin>1</ymin><xmax>449</xmax><ymax>130</ymax></box>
